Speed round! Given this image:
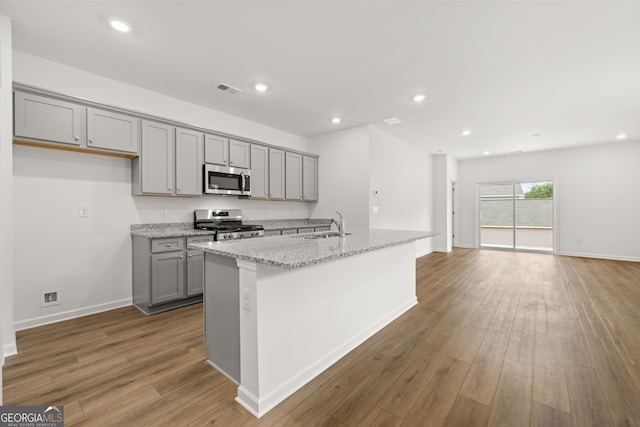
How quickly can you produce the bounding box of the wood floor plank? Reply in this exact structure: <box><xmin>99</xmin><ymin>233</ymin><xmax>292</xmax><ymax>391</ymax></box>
<box><xmin>4</xmin><ymin>249</ymin><xmax>640</xmax><ymax>426</ymax></box>
<box><xmin>487</xmin><ymin>359</ymin><xmax>533</xmax><ymax>426</ymax></box>
<box><xmin>530</xmin><ymin>401</ymin><xmax>573</xmax><ymax>427</ymax></box>
<box><xmin>402</xmin><ymin>357</ymin><xmax>471</xmax><ymax>427</ymax></box>
<box><xmin>443</xmin><ymin>394</ymin><xmax>490</xmax><ymax>427</ymax></box>
<box><xmin>532</xmin><ymin>355</ymin><xmax>570</xmax><ymax>413</ymax></box>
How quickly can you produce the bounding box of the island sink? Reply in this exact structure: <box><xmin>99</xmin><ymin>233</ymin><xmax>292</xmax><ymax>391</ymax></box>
<box><xmin>297</xmin><ymin>231</ymin><xmax>353</xmax><ymax>239</ymax></box>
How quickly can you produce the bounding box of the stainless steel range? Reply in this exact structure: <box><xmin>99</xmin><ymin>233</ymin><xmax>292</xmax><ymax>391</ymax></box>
<box><xmin>194</xmin><ymin>209</ymin><xmax>264</xmax><ymax>241</ymax></box>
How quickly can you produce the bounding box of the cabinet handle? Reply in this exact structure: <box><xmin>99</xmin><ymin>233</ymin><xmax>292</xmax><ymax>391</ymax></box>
<box><xmin>166</xmin><ymin>244</ymin><xmax>171</xmax><ymax>247</ymax></box>
<box><xmin>188</xmin><ymin>254</ymin><xmax>193</xmax><ymax>258</ymax></box>
<box><xmin>179</xmin><ymin>256</ymin><xmax>184</xmax><ymax>259</ymax></box>
<box><xmin>74</xmin><ymin>136</ymin><xmax>80</xmax><ymax>141</ymax></box>
<box><xmin>88</xmin><ymin>138</ymin><xmax>93</xmax><ymax>144</ymax></box>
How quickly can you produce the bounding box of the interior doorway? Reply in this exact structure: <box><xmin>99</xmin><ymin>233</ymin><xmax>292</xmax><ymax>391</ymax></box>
<box><xmin>479</xmin><ymin>182</ymin><xmax>554</xmax><ymax>252</ymax></box>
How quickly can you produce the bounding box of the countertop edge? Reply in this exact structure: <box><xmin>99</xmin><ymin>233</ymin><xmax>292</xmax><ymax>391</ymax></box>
<box><xmin>193</xmin><ymin>231</ymin><xmax>436</xmax><ymax>270</ymax></box>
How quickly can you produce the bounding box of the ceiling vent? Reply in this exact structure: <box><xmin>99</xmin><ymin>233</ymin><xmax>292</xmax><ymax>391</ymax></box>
<box><xmin>217</xmin><ymin>83</ymin><xmax>242</xmax><ymax>94</ymax></box>
<box><xmin>382</xmin><ymin>117</ymin><xmax>403</xmax><ymax>125</ymax></box>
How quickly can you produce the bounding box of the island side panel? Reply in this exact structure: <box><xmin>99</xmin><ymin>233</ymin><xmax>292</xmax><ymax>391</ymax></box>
<box><xmin>204</xmin><ymin>253</ymin><xmax>241</xmax><ymax>384</ymax></box>
<box><xmin>236</xmin><ymin>242</ymin><xmax>417</xmax><ymax>417</ymax></box>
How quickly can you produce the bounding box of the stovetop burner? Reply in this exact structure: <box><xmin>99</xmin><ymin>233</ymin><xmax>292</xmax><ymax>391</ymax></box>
<box><xmin>194</xmin><ymin>209</ymin><xmax>264</xmax><ymax>240</ymax></box>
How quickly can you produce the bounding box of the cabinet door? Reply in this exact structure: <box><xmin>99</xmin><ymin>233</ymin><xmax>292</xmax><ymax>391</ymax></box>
<box><xmin>87</xmin><ymin>107</ymin><xmax>139</xmax><ymax>154</ymax></box>
<box><xmin>269</xmin><ymin>148</ymin><xmax>286</xmax><ymax>199</ymax></box>
<box><xmin>175</xmin><ymin>128</ymin><xmax>204</xmax><ymax>196</ymax></box>
<box><xmin>250</xmin><ymin>144</ymin><xmax>269</xmax><ymax>199</ymax></box>
<box><xmin>285</xmin><ymin>152</ymin><xmax>303</xmax><ymax>200</ymax></box>
<box><xmin>229</xmin><ymin>140</ymin><xmax>250</xmax><ymax>169</ymax></box>
<box><xmin>151</xmin><ymin>252</ymin><xmax>185</xmax><ymax>304</ymax></box>
<box><xmin>141</xmin><ymin>121</ymin><xmax>174</xmax><ymax>194</ymax></box>
<box><xmin>204</xmin><ymin>134</ymin><xmax>229</xmax><ymax>166</ymax></box>
<box><xmin>302</xmin><ymin>156</ymin><xmax>318</xmax><ymax>201</ymax></box>
<box><xmin>186</xmin><ymin>249</ymin><xmax>205</xmax><ymax>296</ymax></box>
<box><xmin>14</xmin><ymin>91</ymin><xmax>84</xmax><ymax>146</ymax></box>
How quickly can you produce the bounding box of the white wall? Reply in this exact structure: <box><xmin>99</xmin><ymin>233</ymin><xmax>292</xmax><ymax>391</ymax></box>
<box><xmin>457</xmin><ymin>141</ymin><xmax>640</xmax><ymax>261</ymax></box>
<box><xmin>432</xmin><ymin>154</ymin><xmax>459</xmax><ymax>252</ymax></box>
<box><xmin>308</xmin><ymin>125</ymin><xmax>371</xmax><ymax>229</ymax></box>
<box><xmin>12</xmin><ymin>52</ymin><xmax>314</xmax><ymax>330</ymax></box>
<box><xmin>0</xmin><ymin>13</ymin><xmax>14</xmax><ymax>401</ymax></box>
<box><xmin>309</xmin><ymin>125</ymin><xmax>434</xmax><ymax>257</ymax></box>
<box><xmin>369</xmin><ymin>126</ymin><xmax>432</xmax><ymax>256</ymax></box>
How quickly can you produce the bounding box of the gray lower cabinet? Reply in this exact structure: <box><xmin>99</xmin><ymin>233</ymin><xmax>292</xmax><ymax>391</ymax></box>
<box><xmin>133</xmin><ymin>234</ymin><xmax>213</xmax><ymax>314</ymax></box>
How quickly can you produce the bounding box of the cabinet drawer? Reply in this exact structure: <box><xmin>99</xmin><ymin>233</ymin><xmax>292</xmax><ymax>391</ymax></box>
<box><xmin>314</xmin><ymin>226</ymin><xmax>331</xmax><ymax>232</ymax></box>
<box><xmin>151</xmin><ymin>238</ymin><xmax>184</xmax><ymax>253</ymax></box>
<box><xmin>281</xmin><ymin>229</ymin><xmax>297</xmax><ymax>235</ymax></box>
<box><xmin>297</xmin><ymin>227</ymin><xmax>314</xmax><ymax>234</ymax></box>
<box><xmin>187</xmin><ymin>235</ymin><xmax>214</xmax><ymax>245</ymax></box>
<box><xmin>263</xmin><ymin>230</ymin><xmax>281</xmax><ymax>237</ymax></box>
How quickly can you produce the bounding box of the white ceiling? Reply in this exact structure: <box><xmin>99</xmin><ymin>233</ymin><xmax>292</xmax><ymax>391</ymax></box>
<box><xmin>1</xmin><ymin>1</ymin><xmax>639</xmax><ymax>159</ymax></box>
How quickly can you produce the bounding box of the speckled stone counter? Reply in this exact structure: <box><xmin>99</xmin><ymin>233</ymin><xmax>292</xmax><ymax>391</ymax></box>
<box><xmin>190</xmin><ymin>228</ymin><xmax>436</xmax><ymax>270</ymax></box>
<box><xmin>130</xmin><ymin>222</ymin><xmax>214</xmax><ymax>238</ymax></box>
<box><xmin>244</xmin><ymin>218</ymin><xmax>332</xmax><ymax>231</ymax></box>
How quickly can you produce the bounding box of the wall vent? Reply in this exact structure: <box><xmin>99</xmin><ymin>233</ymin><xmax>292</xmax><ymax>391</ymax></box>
<box><xmin>217</xmin><ymin>83</ymin><xmax>242</xmax><ymax>94</ymax></box>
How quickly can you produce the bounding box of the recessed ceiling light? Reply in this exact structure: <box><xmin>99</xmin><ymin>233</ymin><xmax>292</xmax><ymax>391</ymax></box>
<box><xmin>254</xmin><ymin>82</ymin><xmax>269</xmax><ymax>92</ymax></box>
<box><xmin>413</xmin><ymin>94</ymin><xmax>427</xmax><ymax>102</ymax></box>
<box><xmin>110</xmin><ymin>20</ymin><xmax>130</xmax><ymax>33</ymax></box>
<box><xmin>331</xmin><ymin>117</ymin><xmax>342</xmax><ymax>124</ymax></box>
<box><xmin>483</xmin><ymin>151</ymin><xmax>491</xmax><ymax>156</ymax></box>
<box><xmin>616</xmin><ymin>133</ymin><xmax>627</xmax><ymax>139</ymax></box>
<box><xmin>461</xmin><ymin>130</ymin><xmax>471</xmax><ymax>136</ymax></box>
<box><xmin>382</xmin><ymin>117</ymin><xmax>403</xmax><ymax>125</ymax></box>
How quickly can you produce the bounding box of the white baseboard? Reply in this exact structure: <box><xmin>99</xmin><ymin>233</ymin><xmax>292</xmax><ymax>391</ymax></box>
<box><xmin>454</xmin><ymin>243</ymin><xmax>477</xmax><ymax>249</ymax></box>
<box><xmin>557</xmin><ymin>251</ymin><xmax>640</xmax><ymax>263</ymax></box>
<box><xmin>13</xmin><ymin>298</ymin><xmax>133</xmax><ymax>332</ymax></box>
<box><xmin>3</xmin><ymin>342</ymin><xmax>17</xmax><ymax>358</ymax></box>
<box><xmin>416</xmin><ymin>248</ymin><xmax>433</xmax><ymax>258</ymax></box>
<box><xmin>234</xmin><ymin>297</ymin><xmax>418</xmax><ymax>418</ymax></box>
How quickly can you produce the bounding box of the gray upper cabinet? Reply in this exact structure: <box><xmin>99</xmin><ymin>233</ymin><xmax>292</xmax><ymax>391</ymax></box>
<box><xmin>250</xmin><ymin>144</ymin><xmax>269</xmax><ymax>199</ymax></box>
<box><xmin>269</xmin><ymin>148</ymin><xmax>286</xmax><ymax>200</ymax></box>
<box><xmin>302</xmin><ymin>156</ymin><xmax>318</xmax><ymax>201</ymax></box>
<box><xmin>229</xmin><ymin>139</ymin><xmax>250</xmax><ymax>169</ymax></box>
<box><xmin>14</xmin><ymin>91</ymin><xmax>84</xmax><ymax>146</ymax></box>
<box><xmin>204</xmin><ymin>134</ymin><xmax>229</xmax><ymax>166</ymax></box>
<box><xmin>175</xmin><ymin>128</ymin><xmax>204</xmax><ymax>196</ymax></box>
<box><xmin>285</xmin><ymin>152</ymin><xmax>303</xmax><ymax>200</ymax></box>
<box><xmin>136</xmin><ymin>120</ymin><xmax>175</xmax><ymax>195</ymax></box>
<box><xmin>87</xmin><ymin>107</ymin><xmax>139</xmax><ymax>154</ymax></box>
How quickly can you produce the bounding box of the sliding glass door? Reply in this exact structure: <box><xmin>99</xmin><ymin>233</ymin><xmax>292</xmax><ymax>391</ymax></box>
<box><xmin>480</xmin><ymin>182</ymin><xmax>553</xmax><ymax>252</ymax></box>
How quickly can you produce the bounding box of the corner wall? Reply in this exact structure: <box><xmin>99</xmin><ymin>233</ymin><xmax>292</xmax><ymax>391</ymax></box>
<box><xmin>0</xmin><ymin>13</ymin><xmax>14</xmax><ymax>401</ymax></box>
<box><xmin>308</xmin><ymin>125</ymin><xmax>371</xmax><ymax>229</ymax></box>
<box><xmin>457</xmin><ymin>141</ymin><xmax>640</xmax><ymax>261</ymax></box>
<box><xmin>369</xmin><ymin>126</ymin><xmax>433</xmax><ymax>256</ymax></box>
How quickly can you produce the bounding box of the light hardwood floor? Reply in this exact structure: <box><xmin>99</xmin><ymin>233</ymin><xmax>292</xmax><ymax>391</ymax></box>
<box><xmin>4</xmin><ymin>249</ymin><xmax>640</xmax><ymax>426</ymax></box>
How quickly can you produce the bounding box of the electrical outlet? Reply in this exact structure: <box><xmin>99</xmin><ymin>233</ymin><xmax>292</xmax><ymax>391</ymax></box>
<box><xmin>161</xmin><ymin>207</ymin><xmax>168</xmax><ymax>216</ymax></box>
<box><xmin>372</xmin><ymin>206</ymin><xmax>379</xmax><ymax>214</ymax></box>
<box><xmin>79</xmin><ymin>206</ymin><xmax>89</xmax><ymax>217</ymax></box>
<box><xmin>241</xmin><ymin>288</ymin><xmax>251</xmax><ymax>312</ymax></box>
<box><xmin>41</xmin><ymin>290</ymin><xmax>61</xmax><ymax>308</ymax></box>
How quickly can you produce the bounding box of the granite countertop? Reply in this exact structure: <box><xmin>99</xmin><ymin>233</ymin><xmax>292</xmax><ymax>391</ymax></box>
<box><xmin>244</xmin><ymin>218</ymin><xmax>332</xmax><ymax>231</ymax></box>
<box><xmin>189</xmin><ymin>228</ymin><xmax>437</xmax><ymax>270</ymax></box>
<box><xmin>130</xmin><ymin>222</ymin><xmax>215</xmax><ymax>238</ymax></box>
<box><xmin>131</xmin><ymin>219</ymin><xmax>333</xmax><ymax>238</ymax></box>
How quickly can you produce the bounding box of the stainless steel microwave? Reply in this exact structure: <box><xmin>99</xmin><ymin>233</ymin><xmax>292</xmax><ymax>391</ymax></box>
<box><xmin>204</xmin><ymin>164</ymin><xmax>251</xmax><ymax>196</ymax></box>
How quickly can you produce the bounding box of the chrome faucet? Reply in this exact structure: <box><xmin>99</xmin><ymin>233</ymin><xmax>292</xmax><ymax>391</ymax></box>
<box><xmin>331</xmin><ymin>211</ymin><xmax>346</xmax><ymax>237</ymax></box>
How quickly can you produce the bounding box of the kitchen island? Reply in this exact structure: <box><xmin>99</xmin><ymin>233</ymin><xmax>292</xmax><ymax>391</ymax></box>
<box><xmin>190</xmin><ymin>228</ymin><xmax>435</xmax><ymax>418</ymax></box>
